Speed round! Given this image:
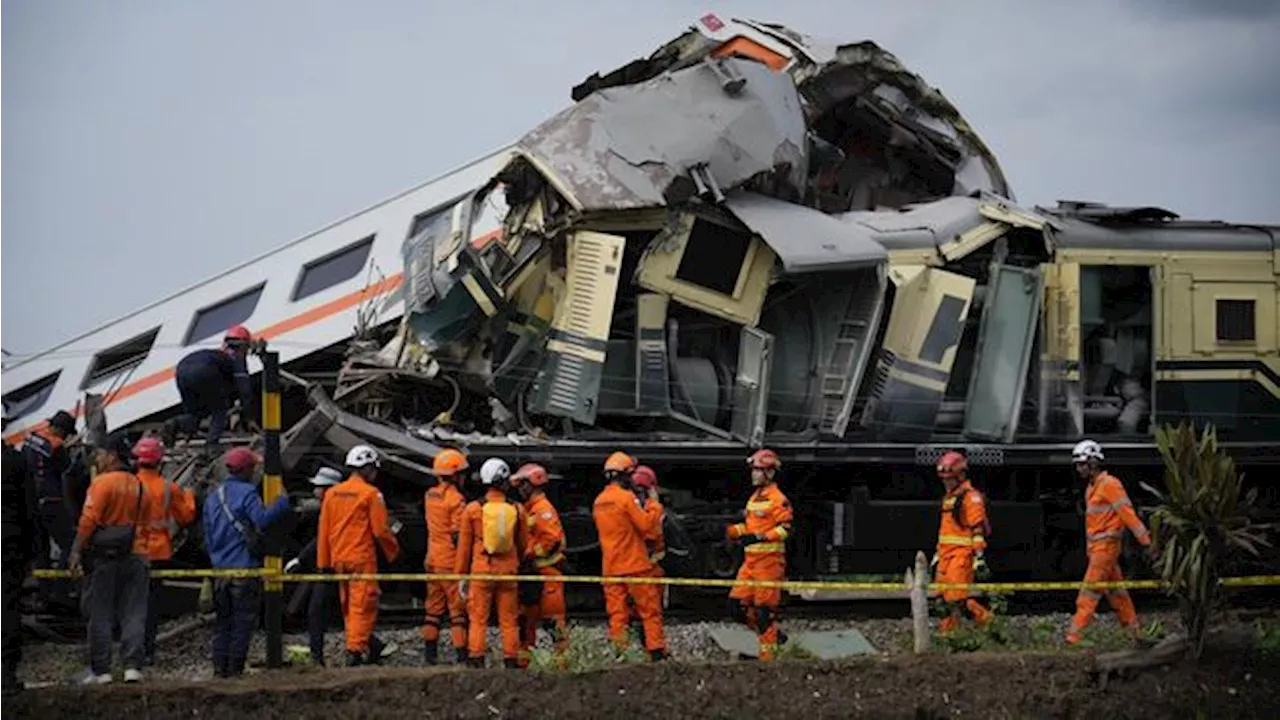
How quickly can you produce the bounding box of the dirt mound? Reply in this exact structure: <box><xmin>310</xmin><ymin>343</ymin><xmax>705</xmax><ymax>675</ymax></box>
<box><xmin>7</xmin><ymin>651</ymin><xmax>1277</xmax><ymax>719</ymax></box>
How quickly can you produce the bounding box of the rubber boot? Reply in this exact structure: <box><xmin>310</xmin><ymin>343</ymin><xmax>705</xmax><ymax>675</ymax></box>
<box><xmin>649</xmin><ymin>649</ymin><xmax>668</xmax><ymax>662</ymax></box>
<box><xmin>503</xmin><ymin>658</ymin><xmax>520</xmax><ymax>669</ymax></box>
<box><xmin>345</xmin><ymin>651</ymin><xmax>364</xmax><ymax>667</ymax></box>
<box><xmin>466</xmin><ymin>656</ymin><xmax>485</xmax><ymax>669</ymax></box>
<box><xmin>423</xmin><ymin>642</ymin><xmax>439</xmax><ymax>666</ymax></box>
<box><xmin>453</xmin><ymin>647</ymin><xmax>468</xmax><ymax>665</ymax></box>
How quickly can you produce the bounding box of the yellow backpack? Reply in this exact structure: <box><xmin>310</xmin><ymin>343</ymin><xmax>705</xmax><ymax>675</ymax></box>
<box><xmin>481</xmin><ymin>500</ymin><xmax>518</xmax><ymax>555</ymax></box>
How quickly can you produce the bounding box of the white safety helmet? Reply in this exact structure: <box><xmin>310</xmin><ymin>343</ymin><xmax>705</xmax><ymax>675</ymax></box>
<box><xmin>1071</xmin><ymin>439</ymin><xmax>1104</xmax><ymax>464</ymax></box>
<box><xmin>479</xmin><ymin>457</ymin><xmax>511</xmax><ymax>485</ymax></box>
<box><xmin>346</xmin><ymin>444</ymin><xmax>381</xmax><ymax>469</ymax></box>
<box><xmin>308</xmin><ymin>467</ymin><xmax>344</xmax><ymax>487</ymax></box>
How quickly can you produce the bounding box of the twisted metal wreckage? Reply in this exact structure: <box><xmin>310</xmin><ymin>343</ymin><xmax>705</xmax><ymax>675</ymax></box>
<box><xmin>317</xmin><ymin>15</ymin><xmax>1041</xmax><ymax>466</ymax></box>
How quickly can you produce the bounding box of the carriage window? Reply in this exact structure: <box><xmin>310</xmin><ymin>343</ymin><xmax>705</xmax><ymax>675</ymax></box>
<box><xmin>1215</xmin><ymin>299</ymin><xmax>1255</xmax><ymax>342</ymax></box>
<box><xmin>293</xmin><ymin>236</ymin><xmax>375</xmax><ymax>301</ymax></box>
<box><xmin>82</xmin><ymin>327</ymin><xmax>160</xmax><ymax>388</ymax></box>
<box><xmin>2</xmin><ymin>371</ymin><xmax>61</xmax><ymax>422</ymax></box>
<box><xmin>185</xmin><ymin>285</ymin><xmax>264</xmax><ymax>345</ymax></box>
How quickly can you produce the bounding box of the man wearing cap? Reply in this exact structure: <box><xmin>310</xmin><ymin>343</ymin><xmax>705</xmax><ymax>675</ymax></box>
<box><xmin>202</xmin><ymin>446</ymin><xmax>291</xmax><ymax>678</ymax></box>
<box><xmin>283</xmin><ymin>466</ymin><xmax>344</xmax><ymax>665</ymax></box>
<box><xmin>67</xmin><ymin>433</ymin><xmax>152</xmax><ymax>684</ymax></box>
<box><xmin>132</xmin><ymin>436</ymin><xmax>197</xmax><ymax>666</ymax></box>
<box><xmin>23</xmin><ymin>410</ymin><xmax>78</xmax><ymax>570</ymax></box>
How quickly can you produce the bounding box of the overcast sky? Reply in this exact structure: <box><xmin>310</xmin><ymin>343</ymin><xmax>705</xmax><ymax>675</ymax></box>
<box><xmin>4</xmin><ymin>0</ymin><xmax>1279</xmax><ymax>358</ymax></box>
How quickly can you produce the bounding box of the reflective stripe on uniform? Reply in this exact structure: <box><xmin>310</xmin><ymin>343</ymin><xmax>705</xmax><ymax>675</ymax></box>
<box><xmin>1087</xmin><ymin>530</ymin><xmax>1124</xmax><ymax>542</ymax></box>
<box><xmin>745</xmin><ymin>542</ymin><xmax>785</xmax><ymax>554</ymax></box>
<box><xmin>534</xmin><ymin>552</ymin><xmax>565</xmax><ymax>568</ymax></box>
<box><xmin>938</xmin><ymin>535</ymin><xmax>974</xmax><ymax>546</ymax></box>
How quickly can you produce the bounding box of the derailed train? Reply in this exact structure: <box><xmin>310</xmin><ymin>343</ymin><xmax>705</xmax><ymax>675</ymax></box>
<box><xmin>7</xmin><ymin>15</ymin><xmax>1279</xmax><ymax>603</ymax></box>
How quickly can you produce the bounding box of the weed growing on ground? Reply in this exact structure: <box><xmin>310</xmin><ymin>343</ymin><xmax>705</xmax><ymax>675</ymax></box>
<box><xmin>529</xmin><ymin>623</ymin><xmax>647</xmax><ymax>672</ymax></box>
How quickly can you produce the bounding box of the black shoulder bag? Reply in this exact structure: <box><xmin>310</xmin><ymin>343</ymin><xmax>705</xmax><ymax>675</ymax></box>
<box><xmin>90</xmin><ymin>475</ymin><xmax>144</xmax><ymax>561</ymax></box>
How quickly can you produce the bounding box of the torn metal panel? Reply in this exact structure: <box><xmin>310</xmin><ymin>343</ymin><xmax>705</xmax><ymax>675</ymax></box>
<box><xmin>837</xmin><ymin>194</ymin><xmax>1046</xmax><ymax>262</ymax></box>
<box><xmin>725</xmin><ymin>191</ymin><xmax>887</xmax><ymax>274</ymax></box>
<box><xmin>516</xmin><ymin>56</ymin><xmax>808</xmax><ymax>212</ymax></box>
<box><xmin>860</xmin><ymin>267</ymin><xmax>976</xmax><ymax>441</ymax></box>
<box><xmin>963</xmin><ymin>264</ymin><xmax>1043</xmax><ymax>442</ymax></box>
<box><xmin>528</xmin><ymin>231</ymin><xmax>626</xmax><ymax>424</ymax></box>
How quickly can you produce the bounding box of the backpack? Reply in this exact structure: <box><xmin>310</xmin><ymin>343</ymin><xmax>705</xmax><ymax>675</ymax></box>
<box><xmin>481</xmin><ymin>500</ymin><xmax>518</xmax><ymax>555</ymax></box>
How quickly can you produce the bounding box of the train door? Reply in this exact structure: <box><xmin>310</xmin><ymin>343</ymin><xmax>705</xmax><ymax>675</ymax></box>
<box><xmin>860</xmin><ymin>265</ymin><xmax>976</xmax><ymax>441</ymax></box>
<box><xmin>1043</xmin><ymin>262</ymin><xmax>1157</xmax><ymax>437</ymax></box>
<box><xmin>962</xmin><ymin>264</ymin><xmax>1044</xmax><ymax>442</ymax></box>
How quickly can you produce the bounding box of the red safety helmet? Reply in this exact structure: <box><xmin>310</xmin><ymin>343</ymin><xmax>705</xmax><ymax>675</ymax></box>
<box><xmin>632</xmin><ymin>465</ymin><xmax>658</xmax><ymax>490</ymax></box>
<box><xmin>132</xmin><ymin>436</ymin><xmax>166</xmax><ymax>466</ymax></box>
<box><xmin>937</xmin><ymin>450</ymin><xmax>967</xmax><ymax>479</ymax></box>
<box><xmin>225</xmin><ymin>446</ymin><xmax>262</xmax><ymax>475</ymax></box>
<box><xmin>747</xmin><ymin>448</ymin><xmax>781</xmax><ymax>471</ymax></box>
<box><xmin>224</xmin><ymin>325</ymin><xmax>253</xmax><ymax>345</ymax></box>
<box><xmin>432</xmin><ymin>448</ymin><xmax>469</xmax><ymax>477</ymax></box>
<box><xmin>604</xmin><ymin>451</ymin><xmax>637</xmax><ymax>474</ymax></box>
<box><xmin>511</xmin><ymin>463</ymin><xmax>550</xmax><ymax>487</ymax></box>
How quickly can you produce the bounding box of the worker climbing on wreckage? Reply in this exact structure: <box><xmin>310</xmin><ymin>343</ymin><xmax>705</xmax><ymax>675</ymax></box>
<box><xmin>1065</xmin><ymin>439</ymin><xmax>1153</xmax><ymax>645</ymax></box>
<box><xmin>164</xmin><ymin>325</ymin><xmax>257</xmax><ymax>453</ymax></box>
<box><xmin>511</xmin><ymin>462</ymin><xmax>569</xmax><ymax>668</ymax></box>
<box><xmin>931</xmin><ymin>450</ymin><xmax>994</xmax><ymax>635</ymax></box>
<box><xmin>317</xmin><ymin>444</ymin><xmax>402</xmax><ymax>666</ymax></box>
<box><xmin>455</xmin><ymin>458</ymin><xmax>528</xmax><ymax>668</ymax></box>
<box><xmin>593</xmin><ymin>451</ymin><xmax>667</xmax><ymax>661</ymax></box>
<box><xmin>628</xmin><ymin>465</ymin><xmax>666</xmax><ymax>648</ymax></box>
<box><xmin>727</xmin><ymin>448</ymin><xmax>792</xmax><ymax>661</ymax></box>
<box><xmin>421</xmin><ymin>447</ymin><xmax>470</xmax><ymax>665</ymax></box>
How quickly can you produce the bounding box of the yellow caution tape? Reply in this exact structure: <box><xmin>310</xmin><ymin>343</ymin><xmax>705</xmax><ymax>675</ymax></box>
<box><xmin>28</xmin><ymin>568</ymin><xmax>1280</xmax><ymax>593</ymax></box>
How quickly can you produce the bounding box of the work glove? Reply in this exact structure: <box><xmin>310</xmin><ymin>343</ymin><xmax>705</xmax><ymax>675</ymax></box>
<box><xmin>972</xmin><ymin>553</ymin><xmax>991</xmax><ymax>581</ymax></box>
<box><xmin>737</xmin><ymin>533</ymin><xmax>764</xmax><ymax>550</ymax></box>
<box><xmin>284</xmin><ymin>557</ymin><xmax>301</xmax><ymax>574</ymax></box>
<box><xmin>930</xmin><ymin>553</ymin><xmax>939</xmax><ymax>572</ymax></box>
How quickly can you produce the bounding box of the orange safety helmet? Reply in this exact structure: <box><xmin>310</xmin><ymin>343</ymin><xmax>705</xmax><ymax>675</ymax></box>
<box><xmin>132</xmin><ymin>436</ymin><xmax>166</xmax><ymax>466</ymax></box>
<box><xmin>604</xmin><ymin>451</ymin><xmax>637</xmax><ymax>474</ymax></box>
<box><xmin>511</xmin><ymin>462</ymin><xmax>550</xmax><ymax>487</ymax></box>
<box><xmin>747</xmin><ymin>448</ymin><xmax>781</xmax><ymax>471</ymax></box>
<box><xmin>936</xmin><ymin>450</ymin><xmax>967</xmax><ymax>479</ymax></box>
<box><xmin>432</xmin><ymin>448</ymin><xmax>469</xmax><ymax>477</ymax></box>
<box><xmin>632</xmin><ymin>465</ymin><xmax>658</xmax><ymax>490</ymax></box>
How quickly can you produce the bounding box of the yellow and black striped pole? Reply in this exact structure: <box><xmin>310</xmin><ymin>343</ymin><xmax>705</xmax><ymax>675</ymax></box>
<box><xmin>261</xmin><ymin>349</ymin><xmax>284</xmax><ymax>668</ymax></box>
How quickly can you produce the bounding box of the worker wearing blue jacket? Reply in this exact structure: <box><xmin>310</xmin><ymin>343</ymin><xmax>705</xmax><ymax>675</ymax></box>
<box><xmin>203</xmin><ymin>447</ymin><xmax>290</xmax><ymax>678</ymax></box>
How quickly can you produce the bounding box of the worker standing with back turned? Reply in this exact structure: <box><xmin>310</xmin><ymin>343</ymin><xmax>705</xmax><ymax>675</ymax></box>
<box><xmin>726</xmin><ymin>448</ymin><xmax>792</xmax><ymax>661</ymax></box>
<box><xmin>132</xmin><ymin>436</ymin><xmax>197</xmax><ymax>666</ymax></box>
<box><xmin>1065</xmin><ymin>439</ymin><xmax>1152</xmax><ymax>645</ymax></box>
<box><xmin>455</xmin><ymin>458</ymin><xmax>528</xmax><ymax>669</ymax></box>
<box><xmin>317</xmin><ymin>445</ymin><xmax>401</xmax><ymax>666</ymax></box>
<box><xmin>593</xmin><ymin>451</ymin><xmax>666</xmax><ymax>661</ymax></box>
<box><xmin>421</xmin><ymin>448</ymin><xmax>470</xmax><ymax>665</ymax></box>
<box><xmin>931</xmin><ymin>450</ymin><xmax>994</xmax><ymax>634</ymax></box>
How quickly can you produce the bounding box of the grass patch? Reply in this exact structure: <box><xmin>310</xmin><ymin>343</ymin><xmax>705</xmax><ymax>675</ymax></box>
<box><xmin>528</xmin><ymin>623</ymin><xmax>647</xmax><ymax>673</ymax></box>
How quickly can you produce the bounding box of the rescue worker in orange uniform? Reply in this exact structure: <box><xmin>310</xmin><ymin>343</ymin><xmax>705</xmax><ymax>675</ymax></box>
<box><xmin>931</xmin><ymin>450</ymin><xmax>994</xmax><ymax>634</ymax></box>
<box><xmin>316</xmin><ymin>444</ymin><xmax>401</xmax><ymax>666</ymax></box>
<box><xmin>131</xmin><ymin>436</ymin><xmax>197</xmax><ymax>666</ymax></box>
<box><xmin>455</xmin><ymin>458</ymin><xmax>529</xmax><ymax>668</ymax></box>
<box><xmin>628</xmin><ymin>465</ymin><xmax>666</xmax><ymax>647</ymax></box>
<box><xmin>726</xmin><ymin>448</ymin><xmax>793</xmax><ymax>661</ymax></box>
<box><xmin>421</xmin><ymin>447</ymin><xmax>470</xmax><ymax>665</ymax></box>
<box><xmin>511</xmin><ymin>462</ymin><xmax>569</xmax><ymax>668</ymax></box>
<box><xmin>1065</xmin><ymin>439</ymin><xmax>1152</xmax><ymax>645</ymax></box>
<box><xmin>593</xmin><ymin>451</ymin><xmax>666</xmax><ymax>660</ymax></box>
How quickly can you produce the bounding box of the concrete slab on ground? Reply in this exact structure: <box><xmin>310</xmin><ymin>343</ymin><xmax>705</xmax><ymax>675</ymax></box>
<box><xmin>709</xmin><ymin>626</ymin><xmax>878</xmax><ymax>659</ymax></box>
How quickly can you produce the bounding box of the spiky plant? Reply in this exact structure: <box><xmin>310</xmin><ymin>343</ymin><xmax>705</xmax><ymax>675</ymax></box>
<box><xmin>1141</xmin><ymin>422</ymin><xmax>1273</xmax><ymax>659</ymax></box>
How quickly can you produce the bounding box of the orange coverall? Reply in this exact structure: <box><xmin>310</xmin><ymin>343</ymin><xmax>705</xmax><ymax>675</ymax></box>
<box><xmin>316</xmin><ymin>475</ymin><xmax>401</xmax><ymax>655</ymax></box>
<box><xmin>630</xmin><ymin>495</ymin><xmax>667</xmax><ymax>636</ymax></box>
<box><xmin>422</xmin><ymin>480</ymin><xmax>468</xmax><ymax>654</ymax></box>
<box><xmin>518</xmin><ymin>491</ymin><xmax>568</xmax><ymax>666</ymax></box>
<box><xmin>593</xmin><ymin>482</ymin><xmax>665</xmax><ymax>653</ymax></box>
<box><xmin>727</xmin><ymin>482</ymin><xmax>792</xmax><ymax>661</ymax></box>
<box><xmin>1067</xmin><ymin>471</ymin><xmax>1151</xmax><ymax>642</ymax></box>
<box><xmin>934</xmin><ymin>479</ymin><xmax>993</xmax><ymax>632</ymax></box>
<box><xmin>454</xmin><ymin>489</ymin><xmax>529</xmax><ymax>663</ymax></box>
<box><xmin>135</xmin><ymin>467</ymin><xmax>197</xmax><ymax>562</ymax></box>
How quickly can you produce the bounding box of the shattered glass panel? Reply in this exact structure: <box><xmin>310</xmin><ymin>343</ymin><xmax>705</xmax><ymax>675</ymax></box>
<box><xmin>963</xmin><ymin>265</ymin><xmax>1042</xmax><ymax>442</ymax></box>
